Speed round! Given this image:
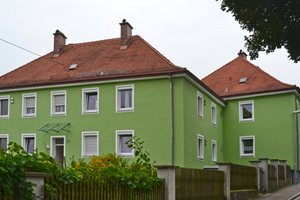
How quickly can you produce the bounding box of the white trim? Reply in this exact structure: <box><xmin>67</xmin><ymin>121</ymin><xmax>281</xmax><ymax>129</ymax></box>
<box><xmin>211</xmin><ymin>102</ymin><xmax>217</xmax><ymax>126</ymax></box>
<box><xmin>82</xmin><ymin>88</ymin><xmax>99</xmax><ymax>114</ymax></box>
<box><xmin>22</xmin><ymin>93</ymin><xmax>37</xmax><ymax>118</ymax></box>
<box><xmin>115</xmin><ymin>130</ymin><xmax>134</xmax><ymax>158</ymax></box>
<box><xmin>212</xmin><ymin>140</ymin><xmax>217</xmax><ymax>162</ymax></box>
<box><xmin>0</xmin><ymin>95</ymin><xmax>10</xmax><ymax>119</ymax></box>
<box><xmin>116</xmin><ymin>84</ymin><xmax>134</xmax><ymax>113</ymax></box>
<box><xmin>197</xmin><ymin>92</ymin><xmax>204</xmax><ymax>118</ymax></box>
<box><xmin>197</xmin><ymin>134</ymin><xmax>204</xmax><ymax>161</ymax></box>
<box><xmin>81</xmin><ymin>131</ymin><xmax>99</xmax><ymax>158</ymax></box>
<box><xmin>0</xmin><ymin>73</ymin><xmax>227</xmax><ymax>107</ymax></box>
<box><xmin>239</xmin><ymin>100</ymin><xmax>254</xmax><ymax>122</ymax></box>
<box><xmin>21</xmin><ymin>133</ymin><xmax>36</xmax><ymax>154</ymax></box>
<box><xmin>176</xmin><ymin>74</ymin><xmax>226</xmax><ymax>107</ymax></box>
<box><xmin>240</xmin><ymin>135</ymin><xmax>255</xmax><ymax>157</ymax></box>
<box><xmin>51</xmin><ymin>90</ymin><xmax>66</xmax><ymax>116</ymax></box>
<box><xmin>224</xmin><ymin>89</ymin><xmax>299</xmax><ymax>100</ymax></box>
<box><xmin>0</xmin><ymin>134</ymin><xmax>9</xmax><ymax>149</ymax></box>
<box><xmin>204</xmin><ymin>166</ymin><xmax>219</xmax><ymax>169</ymax></box>
<box><xmin>50</xmin><ymin>135</ymin><xmax>66</xmax><ymax>158</ymax></box>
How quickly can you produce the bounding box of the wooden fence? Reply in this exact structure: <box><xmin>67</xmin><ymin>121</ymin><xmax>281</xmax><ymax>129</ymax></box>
<box><xmin>230</xmin><ymin>164</ymin><xmax>256</xmax><ymax>190</ymax></box>
<box><xmin>44</xmin><ymin>176</ymin><xmax>164</xmax><ymax>200</ymax></box>
<box><xmin>175</xmin><ymin>167</ymin><xmax>224</xmax><ymax>200</ymax></box>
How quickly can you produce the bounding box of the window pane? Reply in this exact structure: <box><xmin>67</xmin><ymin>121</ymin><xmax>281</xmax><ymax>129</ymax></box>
<box><xmin>198</xmin><ymin>96</ymin><xmax>203</xmax><ymax>116</ymax></box>
<box><xmin>26</xmin><ymin>138</ymin><xmax>34</xmax><ymax>154</ymax></box>
<box><xmin>212</xmin><ymin>106</ymin><xmax>216</xmax><ymax>124</ymax></box>
<box><xmin>56</xmin><ymin>138</ymin><xmax>64</xmax><ymax>144</ymax></box>
<box><xmin>242</xmin><ymin>104</ymin><xmax>252</xmax><ymax>119</ymax></box>
<box><xmin>87</xmin><ymin>93</ymin><xmax>97</xmax><ymax>110</ymax></box>
<box><xmin>85</xmin><ymin>135</ymin><xmax>97</xmax><ymax>155</ymax></box>
<box><xmin>243</xmin><ymin>139</ymin><xmax>253</xmax><ymax>154</ymax></box>
<box><xmin>26</xmin><ymin>97</ymin><xmax>35</xmax><ymax>107</ymax></box>
<box><xmin>0</xmin><ymin>99</ymin><xmax>8</xmax><ymax>115</ymax></box>
<box><xmin>27</xmin><ymin>108</ymin><xmax>35</xmax><ymax>114</ymax></box>
<box><xmin>120</xmin><ymin>135</ymin><xmax>132</xmax><ymax>153</ymax></box>
<box><xmin>0</xmin><ymin>138</ymin><xmax>7</xmax><ymax>149</ymax></box>
<box><xmin>55</xmin><ymin>105</ymin><xmax>65</xmax><ymax>112</ymax></box>
<box><xmin>120</xmin><ymin>90</ymin><xmax>132</xmax><ymax>108</ymax></box>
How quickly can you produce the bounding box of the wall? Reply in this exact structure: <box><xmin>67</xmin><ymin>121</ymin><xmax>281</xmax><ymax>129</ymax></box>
<box><xmin>223</xmin><ymin>93</ymin><xmax>296</xmax><ymax>168</ymax></box>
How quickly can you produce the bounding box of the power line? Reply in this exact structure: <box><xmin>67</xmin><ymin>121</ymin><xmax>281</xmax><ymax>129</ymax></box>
<box><xmin>0</xmin><ymin>38</ymin><xmax>64</xmax><ymax>66</ymax></box>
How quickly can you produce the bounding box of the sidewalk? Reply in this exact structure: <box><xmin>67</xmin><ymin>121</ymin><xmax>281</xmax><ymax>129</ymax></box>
<box><xmin>253</xmin><ymin>184</ymin><xmax>300</xmax><ymax>200</ymax></box>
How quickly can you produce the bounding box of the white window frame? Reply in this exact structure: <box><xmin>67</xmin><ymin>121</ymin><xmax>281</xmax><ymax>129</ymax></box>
<box><xmin>240</xmin><ymin>136</ymin><xmax>255</xmax><ymax>157</ymax></box>
<box><xmin>22</xmin><ymin>134</ymin><xmax>36</xmax><ymax>154</ymax></box>
<box><xmin>82</xmin><ymin>131</ymin><xmax>99</xmax><ymax>158</ymax></box>
<box><xmin>22</xmin><ymin>93</ymin><xmax>37</xmax><ymax>118</ymax></box>
<box><xmin>116</xmin><ymin>130</ymin><xmax>134</xmax><ymax>157</ymax></box>
<box><xmin>239</xmin><ymin>100</ymin><xmax>254</xmax><ymax>122</ymax></box>
<box><xmin>82</xmin><ymin>88</ymin><xmax>99</xmax><ymax>114</ymax></box>
<box><xmin>116</xmin><ymin>85</ymin><xmax>134</xmax><ymax>113</ymax></box>
<box><xmin>197</xmin><ymin>134</ymin><xmax>204</xmax><ymax>161</ymax></box>
<box><xmin>0</xmin><ymin>134</ymin><xmax>9</xmax><ymax>149</ymax></box>
<box><xmin>50</xmin><ymin>136</ymin><xmax>66</xmax><ymax>160</ymax></box>
<box><xmin>212</xmin><ymin>140</ymin><xmax>217</xmax><ymax>162</ymax></box>
<box><xmin>197</xmin><ymin>92</ymin><xmax>203</xmax><ymax>118</ymax></box>
<box><xmin>51</xmin><ymin>90</ymin><xmax>66</xmax><ymax>116</ymax></box>
<box><xmin>211</xmin><ymin>103</ymin><xmax>217</xmax><ymax>126</ymax></box>
<box><xmin>0</xmin><ymin>95</ymin><xmax>10</xmax><ymax>119</ymax></box>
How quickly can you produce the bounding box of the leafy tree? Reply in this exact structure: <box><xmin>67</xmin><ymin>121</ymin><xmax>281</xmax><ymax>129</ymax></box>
<box><xmin>217</xmin><ymin>0</ymin><xmax>300</xmax><ymax>62</ymax></box>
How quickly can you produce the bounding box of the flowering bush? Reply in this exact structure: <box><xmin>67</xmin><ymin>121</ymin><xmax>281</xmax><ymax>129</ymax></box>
<box><xmin>70</xmin><ymin>137</ymin><xmax>163</xmax><ymax>191</ymax></box>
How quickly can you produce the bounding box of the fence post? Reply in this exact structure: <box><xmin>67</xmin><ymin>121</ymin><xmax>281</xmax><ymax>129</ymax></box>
<box><xmin>25</xmin><ymin>172</ymin><xmax>51</xmax><ymax>200</ymax></box>
<box><xmin>258</xmin><ymin>158</ymin><xmax>269</xmax><ymax>193</ymax></box>
<box><xmin>155</xmin><ymin>165</ymin><xmax>179</xmax><ymax>200</ymax></box>
<box><xmin>218</xmin><ymin>162</ymin><xmax>231</xmax><ymax>200</ymax></box>
<box><xmin>270</xmin><ymin>159</ymin><xmax>279</xmax><ymax>188</ymax></box>
<box><xmin>279</xmin><ymin>160</ymin><xmax>287</xmax><ymax>184</ymax></box>
<box><xmin>249</xmin><ymin>161</ymin><xmax>261</xmax><ymax>191</ymax></box>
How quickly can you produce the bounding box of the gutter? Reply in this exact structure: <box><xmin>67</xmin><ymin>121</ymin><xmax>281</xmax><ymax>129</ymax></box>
<box><xmin>169</xmin><ymin>74</ymin><xmax>174</xmax><ymax>165</ymax></box>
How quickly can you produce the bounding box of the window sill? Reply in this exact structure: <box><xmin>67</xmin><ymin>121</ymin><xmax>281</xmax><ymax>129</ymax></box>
<box><xmin>240</xmin><ymin>154</ymin><xmax>255</xmax><ymax>158</ymax></box>
<box><xmin>0</xmin><ymin>116</ymin><xmax>9</xmax><ymax>119</ymax></box>
<box><xmin>198</xmin><ymin>158</ymin><xmax>204</xmax><ymax>161</ymax></box>
<box><xmin>116</xmin><ymin>108</ymin><xmax>134</xmax><ymax>113</ymax></box>
<box><xmin>197</xmin><ymin>115</ymin><xmax>203</xmax><ymax>119</ymax></box>
<box><xmin>119</xmin><ymin>153</ymin><xmax>134</xmax><ymax>158</ymax></box>
<box><xmin>239</xmin><ymin>119</ymin><xmax>254</xmax><ymax>123</ymax></box>
<box><xmin>82</xmin><ymin>110</ymin><xmax>99</xmax><ymax>115</ymax></box>
<box><xmin>22</xmin><ymin>114</ymin><xmax>36</xmax><ymax>118</ymax></box>
<box><xmin>51</xmin><ymin>112</ymin><xmax>66</xmax><ymax>116</ymax></box>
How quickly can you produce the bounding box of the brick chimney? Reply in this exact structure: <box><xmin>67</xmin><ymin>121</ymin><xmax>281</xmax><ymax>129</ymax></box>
<box><xmin>238</xmin><ymin>50</ymin><xmax>247</xmax><ymax>60</ymax></box>
<box><xmin>53</xmin><ymin>30</ymin><xmax>67</xmax><ymax>57</ymax></box>
<box><xmin>119</xmin><ymin>19</ymin><xmax>133</xmax><ymax>50</ymax></box>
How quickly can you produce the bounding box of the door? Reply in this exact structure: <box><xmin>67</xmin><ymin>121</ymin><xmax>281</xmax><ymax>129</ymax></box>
<box><xmin>52</xmin><ymin>137</ymin><xmax>65</xmax><ymax>165</ymax></box>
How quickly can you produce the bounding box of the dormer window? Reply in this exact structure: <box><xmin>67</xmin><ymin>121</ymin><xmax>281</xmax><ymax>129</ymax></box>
<box><xmin>239</xmin><ymin>78</ymin><xmax>247</xmax><ymax>84</ymax></box>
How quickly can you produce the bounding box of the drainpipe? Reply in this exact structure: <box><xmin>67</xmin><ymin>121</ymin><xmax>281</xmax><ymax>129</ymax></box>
<box><xmin>169</xmin><ymin>74</ymin><xmax>174</xmax><ymax>166</ymax></box>
<box><xmin>294</xmin><ymin>95</ymin><xmax>300</xmax><ymax>184</ymax></box>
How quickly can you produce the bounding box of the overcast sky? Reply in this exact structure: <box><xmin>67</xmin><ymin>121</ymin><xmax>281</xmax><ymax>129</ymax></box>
<box><xmin>1</xmin><ymin>0</ymin><xmax>299</xmax><ymax>87</ymax></box>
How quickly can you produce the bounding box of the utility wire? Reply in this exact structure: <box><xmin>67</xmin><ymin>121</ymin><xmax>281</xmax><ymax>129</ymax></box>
<box><xmin>0</xmin><ymin>38</ymin><xmax>64</xmax><ymax>66</ymax></box>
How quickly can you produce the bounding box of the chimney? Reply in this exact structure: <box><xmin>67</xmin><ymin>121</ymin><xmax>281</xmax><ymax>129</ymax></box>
<box><xmin>53</xmin><ymin>30</ymin><xmax>67</xmax><ymax>57</ymax></box>
<box><xmin>119</xmin><ymin>19</ymin><xmax>133</xmax><ymax>50</ymax></box>
<box><xmin>238</xmin><ymin>50</ymin><xmax>247</xmax><ymax>60</ymax></box>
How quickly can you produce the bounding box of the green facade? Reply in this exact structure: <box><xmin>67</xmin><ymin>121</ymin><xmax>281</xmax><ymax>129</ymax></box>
<box><xmin>0</xmin><ymin>75</ymin><xmax>224</xmax><ymax>168</ymax></box>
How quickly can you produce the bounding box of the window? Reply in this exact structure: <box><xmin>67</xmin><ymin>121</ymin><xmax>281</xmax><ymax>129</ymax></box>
<box><xmin>239</xmin><ymin>100</ymin><xmax>254</xmax><ymax>122</ymax></box>
<box><xmin>22</xmin><ymin>134</ymin><xmax>36</xmax><ymax>154</ymax></box>
<box><xmin>51</xmin><ymin>91</ymin><xmax>66</xmax><ymax>116</ymax></box>
<box><xmin>240</xmin><ymin>136</ymin><xmax>255</xmax><ymax>157</ymax></box>
<box><xmin>22</xmin><ymin>93</ymin><xmax>37</xmax><ymax>117</ymax></box>
<box><xmin>197</xmin><ymin>92</ymin><xmax>203</xmax><ymax>118</ymax></box>
<box><xmin>82</xmin><ymin>132</ymin><xmax>99</xmax><ymax>157</ymax></box>
<box><xmin>116</xmin><ymin>130</ymin><xmax>134</xmax><ymax>157</ymax></box>
<box><xmin>0</xmin><ymin>95</ymin><xmax>9</xmax><ymax>119</ymax></box>
<box><xmin>211</xmin><ymin>103</ymin><xmax>217</xmax><ymax>126</ymax></box>
<box><xmin>212</xmin><ymin>140</ymin><xmax>217</xmax><ymax>162</ymax></box>
<box><xmin>82</xmin><ymin>88</ymin><xmax>99</xmax><ymax>114</ymax></box>
<box><xmin>0</xmin><ymin>134</ymin><xmax>8</xmax><ymax>150</ymax></box>
<box><xmin>197</xmin><ymin>134</ymin><xmax>204</xmax><ymax>160</ymax></box>
<box><xmin>116</xmin><ymin>85</ymin><xmax>134</xmax><ymax>112</ymax></box>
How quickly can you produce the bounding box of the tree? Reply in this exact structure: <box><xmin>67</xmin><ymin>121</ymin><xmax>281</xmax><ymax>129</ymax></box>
<box><xmin>217</xmin><ymin>0</ymin><xmax>300</xmax><ymax>62</ymax></box>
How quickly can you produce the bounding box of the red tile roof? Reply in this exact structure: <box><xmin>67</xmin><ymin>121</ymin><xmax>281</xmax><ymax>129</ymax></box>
<box><xmin>0</xmin><ymin>35</ymin><xmax>184</xmax><ymax>89</ymax></box>
<box><xmin>202</xmin><ymin>56</ymin><xmax>299</xmax><ymax>98</ymax></box>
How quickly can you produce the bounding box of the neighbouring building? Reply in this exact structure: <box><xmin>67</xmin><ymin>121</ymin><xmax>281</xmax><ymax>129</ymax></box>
<box><xmin>0</xmin><ymin>20</ymin><xmax>299</xmax><ymax>178</ymax></box>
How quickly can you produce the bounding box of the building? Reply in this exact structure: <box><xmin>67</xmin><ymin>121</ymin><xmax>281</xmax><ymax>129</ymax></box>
<box><xmin>0</xmin><ymin>20</ymin><xmax>299</xmax><ymax>175</ymax></box>
<box><xmin>0</xmin><ymin>20</ymin><xmax>225</xmax><ymax>169</ymax></box>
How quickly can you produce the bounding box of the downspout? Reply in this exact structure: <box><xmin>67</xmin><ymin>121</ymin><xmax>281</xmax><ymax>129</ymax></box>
<box><xmin>294</xmin><ymin>95</ymin><xmax>300</xmax><ymax>184</ymax></box>
<box><xmin>169</xmin><ymin>74</ymin><xmax>174</xmax><ymax>166</ymax></box>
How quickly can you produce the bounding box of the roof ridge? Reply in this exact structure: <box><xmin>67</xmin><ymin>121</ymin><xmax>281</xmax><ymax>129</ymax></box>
<box><xmin>68</xmin><ymin>37</ymin><xmax>119</xmax><ymax>46</ymax></box>
<box><xmin>134</xmin><ymin>35</ymin><xmax>183</xmax><ymax>69</ymax></box>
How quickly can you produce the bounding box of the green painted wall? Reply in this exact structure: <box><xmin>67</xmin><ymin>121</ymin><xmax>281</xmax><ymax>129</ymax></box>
<box><xmin>223</xmin><ymin>93</ymin><xmax>297</xmax><ymax>168</ymax></box>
